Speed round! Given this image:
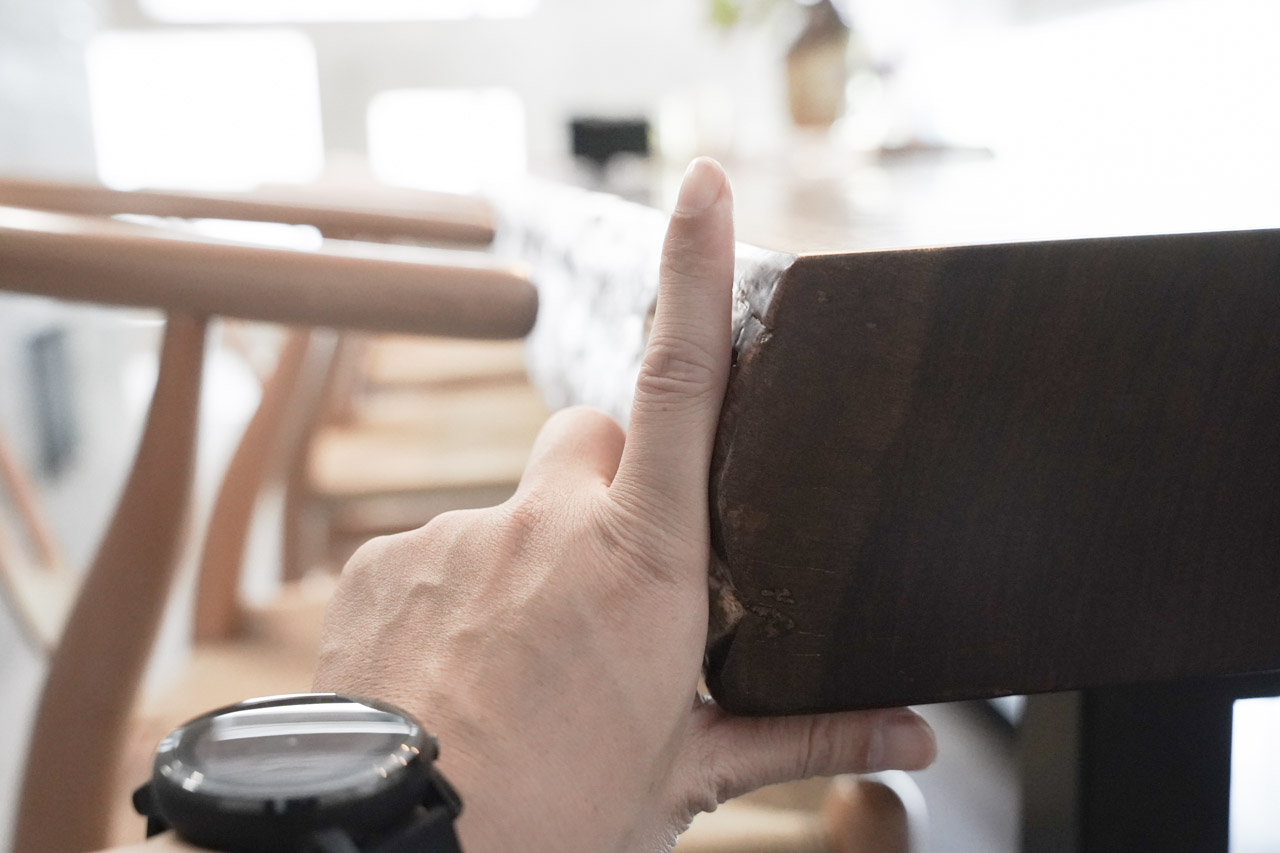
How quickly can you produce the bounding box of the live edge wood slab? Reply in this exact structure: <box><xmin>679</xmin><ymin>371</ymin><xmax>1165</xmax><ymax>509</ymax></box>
<box><xmin>705</xmin><ymin>228</ymin><xmax>1280</xmax><ymax>715</ymax></box>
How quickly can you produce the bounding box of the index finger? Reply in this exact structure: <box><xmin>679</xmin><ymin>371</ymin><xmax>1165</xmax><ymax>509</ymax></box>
<box><xmin>611</xmin><ymin>158</ymin><xmax>736</xmax><ymax>522</ymax></box>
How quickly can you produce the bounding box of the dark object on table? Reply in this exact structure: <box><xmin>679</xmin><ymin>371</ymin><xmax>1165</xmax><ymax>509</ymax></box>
<box><xmin>706</xmin><ymin>227</ymin><xmax>1280</xmax><ymax>716</ymax></box>
<box><xmin>570</xmin><ymin>118</ymin><xmax>650</xmax><ymax>170</ymax></box>
<box><xmin>26</xmin><ymin>327</ymin><xmax>78</xmax><ymax>477</ymax></box>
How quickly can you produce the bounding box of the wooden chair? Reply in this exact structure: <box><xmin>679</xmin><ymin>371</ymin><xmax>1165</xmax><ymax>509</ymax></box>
<box><xmin>0</xmin><ymin>191</ymin><xmax>536</xmax><ymax>853</ymax></box>
<box><xmin>0</xmin><ymin>175</ymin><xmax>548</xmax><ymax>608</ymax></box>
<box><xmin>282</xmin><ymin>333</ymin><xmax>549</xmax><ymax>582</ymax></box>
<box><xmin>0</xmin><ymin>173</ymin><xmax>535</xmax><ymax>631</ymax></box>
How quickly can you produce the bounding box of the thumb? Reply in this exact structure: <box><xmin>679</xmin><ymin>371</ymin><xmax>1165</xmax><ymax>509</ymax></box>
<box><xmin>691</xmin><ymin>705</ymin><xmax>936</xmax><ymax>803</ymax></box>
<box><xmin>611</xmin><ymin>157</ymin><xmax>735</xmax><ymax>522</ymax></box>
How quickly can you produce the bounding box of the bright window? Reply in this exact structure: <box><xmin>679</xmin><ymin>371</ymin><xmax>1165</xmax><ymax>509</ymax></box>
<box><xmin>1232</xmin><ymin>697</ymin><xmax>1280</xmax><ymax>853</ymax></box>
<box><xmin>367</xmin><ymin>88</ymin><xmax>526</xmax><ymax>195</ymax></box>
<box><xmin>138</xmin><ymin>0</ymin><xmax>538</xmax><ymax>23</ymax></box>
<box><xmin>86</xmin><ymin>29</ymin><xmax>324</xmax><ymax>191</ymax></box>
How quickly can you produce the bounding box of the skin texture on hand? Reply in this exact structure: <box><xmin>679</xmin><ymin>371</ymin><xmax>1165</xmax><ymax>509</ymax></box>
<box><xmin>312</xmin><ymin>158</ymin><xmax>937</xmax><ymax>853</ymax></box>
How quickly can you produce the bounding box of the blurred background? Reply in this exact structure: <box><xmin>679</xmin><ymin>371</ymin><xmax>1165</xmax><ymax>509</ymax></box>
<box><xmin>2</xmin><ymin>0</ymin><xmax>1279</xmax><ymax>850</ymax></box>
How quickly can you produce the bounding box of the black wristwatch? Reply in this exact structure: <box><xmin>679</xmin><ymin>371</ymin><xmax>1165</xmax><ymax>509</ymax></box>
<box><xmin>133</xmin><ymin>693</ymin><xmax>464</xmax><ymax>853</ymax></box>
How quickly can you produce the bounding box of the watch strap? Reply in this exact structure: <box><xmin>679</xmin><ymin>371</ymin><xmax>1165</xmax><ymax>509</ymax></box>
<box><xmin>132</xmin><ymin>783</ymin><xmax>169</xmax><ymax>839</ymax></box>
<box><xmin>366</xmin><ymin>803</ymin><xmax>462</xmax><ymax>853</ymax></box>
<box><xmin>135</xmin><ymin>772</ymin><xmax>464</xmax><ymax>853</ymax></box>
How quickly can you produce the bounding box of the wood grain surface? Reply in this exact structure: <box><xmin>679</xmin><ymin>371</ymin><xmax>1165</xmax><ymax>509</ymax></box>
<box><xmin>706</xmin><ymin>228</ymin><xmax>1280</xmax><ymax>714</ymax></box>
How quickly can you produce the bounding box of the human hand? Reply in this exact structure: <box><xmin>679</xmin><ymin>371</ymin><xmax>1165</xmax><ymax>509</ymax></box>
<box><xmin>312</xmin><ymin>158</ymin><xmax>936</xmax><ymax>853</ymax></box>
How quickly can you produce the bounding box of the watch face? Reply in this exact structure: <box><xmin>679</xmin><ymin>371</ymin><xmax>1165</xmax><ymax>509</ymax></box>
<box><xmin>157</xmin><ymin>694</ymin><xmax>432</xmax><ymax>803</ymax></box>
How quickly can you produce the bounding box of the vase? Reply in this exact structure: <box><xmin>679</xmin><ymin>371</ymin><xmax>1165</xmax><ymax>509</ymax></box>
<box><xmin>785</xmin><ymin>0</ymin><xmax>850</xmax><ymax>129</ymax></box>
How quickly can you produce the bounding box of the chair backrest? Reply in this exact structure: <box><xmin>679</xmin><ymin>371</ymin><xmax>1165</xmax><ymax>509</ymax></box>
<box><xmin>0</xmin><ymin>183</ymin><xmax>536</xmax><ymax>853</ymax></box>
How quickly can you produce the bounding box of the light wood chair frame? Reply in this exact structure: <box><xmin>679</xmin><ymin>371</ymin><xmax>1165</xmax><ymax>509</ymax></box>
<box><xmin>0</xmin><ymin>178</ymin><xmax>536</xmax><ymax>853</ymax></box>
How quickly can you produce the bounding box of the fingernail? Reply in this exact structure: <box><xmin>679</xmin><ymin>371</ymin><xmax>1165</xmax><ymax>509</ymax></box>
<box><xmin>675</xmin><ymin>157</ymin><xmax>725</xmax><ymax>214</ymax></box>
<box><xmin>868</xmin><ymin>710</ymin><xmax>937</xmax><ymax>771</ymax></box>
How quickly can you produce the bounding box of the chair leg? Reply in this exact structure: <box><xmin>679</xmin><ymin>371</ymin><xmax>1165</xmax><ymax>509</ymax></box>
<box><xmin>1022</xmin><ymin>673</ymin><xmax>1280</xmax><ymax>853</ymax></box>
<box><xmin>14</xmin><ymin>315</ymin><xmax>207</xmax><ymax>853</ymax></box>
<box><xmin>823</xmin><ymin>773</ymin><xmax>918</xmax><ymax>853</ymax></box>
<box><xmin>282</xmin><ymin>334</ymin><xmax>348</xmax><ymax>583</ymax></box>
<box><xmin>193</xmin><ymin>330</ymin><xmax>312</xmax><ymax>642</ymax></box>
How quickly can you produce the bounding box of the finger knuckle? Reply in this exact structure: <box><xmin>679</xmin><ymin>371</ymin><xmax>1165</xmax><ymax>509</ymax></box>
<box><xmin>409</xmin><ymin>508</ymin><xmax>491</xmax><ymax>568</ymax></box>
<box><xmin>635</xmin><ymin>337</ymin><xmax>719</xmax><ymax>404</ymax></box>
<box><xmin>700</xmin><ymin>742</ymin><xmax>753</xmax><ymax>807</ymax></box>
<box><xmin>417</xmin><ymin>507</ymin><xmax>476</xmax><ymax>541</ymax></box>
<box><xmin>796</xmin><ymin>715</ymin><xmax>840</xmax><ymax>778</ymax></box>
<box><xmin>683</xmin><ymin>708</ymin><xmax>745</xmax><ymax>806</ymax></box>
<box><xmin>499</xmin><ymin>495</ymin><xmax>550</xmax><ymax>543</ymax></box>
<box><xmin>478</xmin><ymin>497</ymin><xmax>563</xmax><ymax>573</ymax></box>
<box><xmin>695</xmin><ymin>745</ymin><xmax>732</xmax><ymax>804</ymax></box>
<box><xmin>342</xmin><ymin>533</ymin><xmax>399</xmax><ymax>579</ymax></box>
<box><xmin>661</xmin><ymin>255</ymin><xmax>708</xmax><ymax>290</ymax></box>
<box><xmin>343</xmin><ymin>510</ymin><xmax>473</xmax><ymax>580</ymax></box>
<box><xmin>534</xmin><ymin>406</ymin><xmax>625</xmax><ymax>469</ymax></box>
<box><xmin>548</xmin><ymin>404</ymin><xmax>621</xmax><ymax>438</ymax></box>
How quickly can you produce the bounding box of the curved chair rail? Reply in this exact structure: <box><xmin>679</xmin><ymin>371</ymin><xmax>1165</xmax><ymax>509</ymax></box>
<box><xmin>0</xmin><ymin>175</ymin><xmax>495</xmax><ymax>246</ymax></box>
<box><xmin>0</xmin><ymin>205</ymin><xmax>537</xmax><ymax>340</ymax></box>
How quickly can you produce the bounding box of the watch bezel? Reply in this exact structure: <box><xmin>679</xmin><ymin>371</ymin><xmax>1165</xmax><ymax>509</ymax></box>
<box><xmin>145</xmin><ymin>693</ymin><xmax>440</xmax><ymax>853</ymax></box>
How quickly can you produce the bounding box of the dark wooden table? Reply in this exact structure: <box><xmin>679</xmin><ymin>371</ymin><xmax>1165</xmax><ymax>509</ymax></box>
<box><xmin>719</xmin><ymin>154</ymin><xmax>1280</xmax><ymax>852</ymax></box>
<box><xmin>709</xmin><ymin>225</ymin><xmax>1280</xmax><ymax>714</ymax></box>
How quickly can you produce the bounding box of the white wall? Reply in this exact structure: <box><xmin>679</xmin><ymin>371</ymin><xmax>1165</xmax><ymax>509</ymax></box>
<box><xmin>101</xmin><ymin>0</ymin><xmax>792</xmax><ymax>175</ymax></box>
<box><xmin>0</xmin><ymin>0</ymin><xmax>102</xmax><ymax>178</ymax></box>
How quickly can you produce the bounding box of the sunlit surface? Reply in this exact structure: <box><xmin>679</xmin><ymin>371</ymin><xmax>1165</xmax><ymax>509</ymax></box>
<box><xmin>888</xmin><ymin>0</ymin><xmax>1280</xmax><ymax>230</ymax></box>
<box><xmin>86</xmin><ymin>30</ymin><xmax>324</xmax><ymax>191</ymax></box>
<box><xmin>139</xmin><ymin>0</ymin><xmax>538</xmax><ymax>23</ymax></box>
<box><xmin>1231</xmin><ymin>697</ymin><xmax>1280</xmax><ymax>853</ymax></box>
<box><xmin>114</xmin><ymin>216</ymin><xmax>324</xmax><ymax>252</ymax></box>
<box><xmin>368</xmin><ymin>88</ymin><xmax>526</xmax><ymax>195</ymax></box>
